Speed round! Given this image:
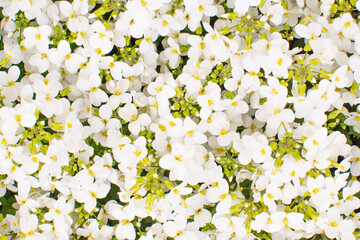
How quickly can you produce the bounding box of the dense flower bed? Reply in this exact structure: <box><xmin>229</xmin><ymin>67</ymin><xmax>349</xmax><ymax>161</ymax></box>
<box><xmin>0</xmin><ymin>0</ymin><xmax>360</xmax><ymax>239</ymax></box>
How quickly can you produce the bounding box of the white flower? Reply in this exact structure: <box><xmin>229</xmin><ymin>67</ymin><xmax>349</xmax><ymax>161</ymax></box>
<box><xmin>295</xmin><ymin>22</ymin><xmax>322</xmax><ymax>40</ymax></box>
<box><xmin>22</xmin><ymin>25</ymin><xmax>52</xmax><ymax>53</ymax></box>
<box><xmin>183</xmin><ymin>117</ymin><xmax>207</xmax><ymax>145</ymax></box>
<box><xmin>310</xmin><ymin>38</ymin><xmax>338</xmax><ymax>65</ymax></box>
<box><xmin>161</xmin><ymin>115</ymin><xmax>185</xmax><ymax>138</ymax></box>
<box><xmin>183</xmin><ymin>0</ymin><xmax>217</xmax><ymax>31</ymax></box>
<box><xmin>197</xmin><ymin>82</ymin><xmax>224</xmax><ymax>119</ymax></box>
<box><xmin>77</xmin><ymin>219</ymin><xmax>113</xmax><ymax>240</ymax></box>
<box><xmin>308</xmin><ymin>80</ymin><xmax>340</xmax><ymax>111</ymax></box>
<box><xmin>206</xmin><ymin>178</ymin><xmax>229</xmax><ymax>203</ymax></box>
<box><xmin>152</xmin><ymin>14</ymin><xmax>181</xmax><ymax>37</ymax></box>
<box><xmin>177</xmin><ymin>62</ymin><xmax>207</xmax><ymax>94</ymax></box>
<box><xmin>59</xmin><ymin>1</ymin><xmax>87</xmax><ymax>33</ymax></box>
<box><xmin>73</xmin><ymin>180</ymin><xmax>110</xmax><ymax>213</ymax></box>
<box><xmin>77</xmin><ymin>74</ymin><xmax>109</xmax><ymax>106</ymax></box>
<box><xmin>89</xmin><ymin>20</ymin><xmax>114</xmax><ymax>55</ymax></box>
<box><xmin>118</xmin><ymin>103</ymin><xmax>151</xmax><ymax>135</ymax></box>
<box><xmin>163</xmin><ymin>215</ymin><xmax>197</xmax><ymax>239</ymax></box>
<box><xmin>1</xmin><ymin>36</ymin><xmax>25</xmax><ymax>66</ymax></box>
<box><xmin>160</xmin><ymin>38</ymin><xmax>181</xmax><ymax>69</ymax></box>
<box><xmin>115</xmin><ymin>2</ymin><xmax>152</xmax><ymax>39</ymax></box>
<box><xmin>234</xmin><ymin>0</ymin><xmax>260</xmax><ymax>16</ymax></box>
<box><xmin>115</xmin><ymin>136</ymin><xmax>148</xmax><ymax>173</ymax></box>
<box><xmin>32</xmin><ymin>72</ymin><xmax>64</xmax><ymax>118</ymax></box>
<box><xmin>0</xmin><ymin>65</ymin><xmax>21</xmax><ymax>104</ymax></box>
<box><xmin>324</xmin><ymin>207</ymin><xmax>356</xmax><ymax>240</ymax></box>
<box><xmin>307</xmin><ymin>175</ymin><xmax>332</xmax><ymax>213</ymax></box>
<box><xmin>48</xmin><ymin>40</ymin><xmax>86</xmax><ymax>73</ymax></box>
<box><xmin>0</xmin><ymin>103</ymin><xmax>37</xmax><ymax>135</ymax></box>
<box><xmin>259</xmin><ymin>76</ymin><xmax>287</xmax><ymax>104</ymax></box>
<box><xmin>212</xmin><ymin>214</ymin><xmax>246</xmax><ymax>238</ymax></box>
<box><xmin>255</xmin><ymin>99</ymin><xmax>295</xmax><ymax>130</ymax></box>
<box><xmin>109</xmin><ymin>205</ymin><xmax>135</xmax><ymax>240</ymax></box>
<box><xmin>267</xmin><ymin>47</ymin><xmax>292</xmax><ymax>78</ymax></box>
<box><xmin>187</xmin><ymin>35</ymin><xmax>210</xmax><ymax>60</ymax></box>
<box><xmin>44</xmin><ymin>196</ymin><xmax>74</xmax><ymax>225</ymax></box>
<box><xmin>147</xmin><ymin>76</ymin><xmax>176</xmax><ymax>100</ymax></box>
<box><xmin>159</xmin><ymin>142</ymin><xmax>201</xmax><ymax>183</ymax></box>
<box><xmin>263</xmin><ymin>182</ymin><xmax>282</xmax><ymax>211</ymax></box>
<box><xmin>19</xmin><ymin>213</ymin><xmax>41</xmax><ymax>239</ymax></box>
<box><xmin>224</xmin><ymin>95</ymin><xmax>249</xmax><ymax>121</ymax></box>
<box><xmin>303</xmin><ymin>127</ymin><xmax>329</xmax><ymax>160</ymax></box>
<box><xmin>339</xmin><ymin>181</ymin><xmax>360</xmax><ymax>215</ymax></box>
<box><xmin>332</xmin><ymin>12</ymin><xmax>359</xmax><ymax>40</ymax></box>
<box><xmin>251</xmin><ymin>211</ymin><xmax>284</xmax><ymax>233</ymax></box>
<box><xmin>350</xmin><ymin>146</ymin><xmax>360</xmax><ymax>176</ymax></box>
<box><xmin>264</xmin><ymin>4</ymin><xmax>284</xmax><ymax>25</ymax></box>
<box><xmin>203</xmin><ymin>22</ymin><xmax>230</xmax><ymax>62</ymax></box>
<box><xmin>241</xmin><ymin>54</ymin><xmax>262</xmax><ymax>92</ymax></box>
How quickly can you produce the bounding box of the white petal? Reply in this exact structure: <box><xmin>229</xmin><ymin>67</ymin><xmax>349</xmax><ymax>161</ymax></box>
<box><xmin>163</xmin><ymin>221</ymin><xmax>178</xmax><ymax>237</ymax></box>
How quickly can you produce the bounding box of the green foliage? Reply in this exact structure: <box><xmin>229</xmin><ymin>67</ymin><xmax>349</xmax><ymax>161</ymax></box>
<box><xmin>51</xmin><ymin>25</ymin><xmax>68</xmax><ymax>46</ymax></box>
<box><xmin>201</xmin><ymin>222</ymin><xmax>216</xmax><ymax>232</ymax></box>
<box><xmin>85</xmin><ymin>137</ymin><xmax>112</xmax><ymax>158</ymax></box>
<box><xmin>14</xmin><ymin>11</ymin><xmax>30</xmax><ymax>43</ymax></box>
<box><xmin>22</xmin><ymin>119</ymin><xmax>61</xmax><ymax>155</ymax></box>
<box><xmin>0</xmin><ymin>193</ymin><xmax>16</xmax><ymax>216</ymax></box>
<box><xmin>330</xmin><ymin>0</ymin><xmax>359</xmax><ymax>20</ymax></box>
<box><xmin>207</xmin><ymin>62</ymin><xmax>231</xmax><ymax>85</ymax></box>
<box><xmin>170</xmin><ymin>88</ymin><xmax>200</xmax><ymax>118</ymax></box>
<box><xmin>253</xmin><ymin>232</ymin><xmax>272</xmax><ymax>240</ymax></box>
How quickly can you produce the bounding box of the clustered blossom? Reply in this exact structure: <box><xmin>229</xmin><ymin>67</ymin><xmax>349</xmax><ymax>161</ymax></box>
<box><xmin>0</xmin><ymin>0</ymin><xmax>360</xmax><ymax>239</ymax></box>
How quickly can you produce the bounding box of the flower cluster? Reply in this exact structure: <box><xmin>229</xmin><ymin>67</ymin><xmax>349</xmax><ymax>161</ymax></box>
<box><xmin>0</xmin><ymin>0</ymin><xmax>360</xmax><ymax>239</ymax></box>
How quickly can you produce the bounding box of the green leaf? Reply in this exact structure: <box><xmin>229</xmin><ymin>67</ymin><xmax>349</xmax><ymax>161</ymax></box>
<box><xmin>309</xmin><ymin>58</ymin><xmax>321</xmax><ymax>66</ymax></box>
<box><xmin>0</xmin><ymin>54</ymin><xmax>11</xmax><ymax>68</ymax></box>
<box><xmin>29</xmin><ymin>143</ymin><xmax>37</xmax><ymax>155</ymax></box>
<box><xmin>256</xmin><ymin>20</ymin><xmax>265</xmax><ymax>28</ymax></box>
<box><xmin>350</xmin><ymin>82</ymin><xmax>360</xmax><ymax>94</ymax></box>
<box><xmin>260</xmin><ymin>32</ymin><xmax>268</xmax><ymax>40</ymax></box>
<box><xmin>328</xmin><ymin>122</ymin><xmax>337</xmax><ymax>128</ymax></box>
<box><xmin>319</xmin><ymin>70</ymin><xmax>330</xmax><ymax>79</ymax></box>
<box><xmin>259</xmin><ymin>0</ymin><xmax>267</xmax><ymax>8</ymax></box>
<box><xmin>0</xmin><ymin>195</ymin><xmax>16</xmax><ymax>216</ymax></box>
<box><xmin>328</xmin><ymin>109</ymin><xmax>341</xmax><ymax>120</ymax></box>
<box><xmin>304</xmin><ymin>42</ymin><xmax>312</xmax><ymax>52</ymax></box>
<box><xmin>174</xmin><ymin>87</ymin><xmax>184</xmax><ymax>98</ymax></box>
<box><xmin>225</xmin><ymin>91</ymin><xmax>235</xmax><ymax>99</ymax></box>
<box><xmin>226</xmin><ymin>12</ymin><xmax>238</xmax><ymax>20</ymax></box>
<box><xmin>218</xmin><ymin>26</ymin><xmax>230</xmax><ymax>35</ymax></box>
<box><xmin>245</xmin><ymin>34</ymin><xmax>253</xmax><ymax>50</ymax></box>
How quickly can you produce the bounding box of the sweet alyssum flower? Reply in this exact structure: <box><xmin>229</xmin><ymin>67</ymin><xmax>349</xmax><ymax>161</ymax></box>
<box><xmin>22</xmin><ymin>25</ymin><xmax>52</xmax><ymax>53</ymax></box>
<box><xmin>118</xmin><ymin>103</ymin><xmax>151</xmax><ymax>135</ymax></box>
<box><xmin>59</xmin><ymin>0</ymin><xmax>87</xmax><ymax>33</ymax></box>
<box><xmin>159</xmin><ymin>142</ymin><xmax>202</xmax><ymax>183</ymax></box>
<box><xmin>77</xmin><ymin>73</ymin><xmax>109</xmax><ymax>106</ymax></box>
<box><xmin>0</xmin><ymin>65</ymin><xmax>21</xmax><ymax>105</ymax></box>
<box><xmin>0</xmin><ymin>103</ymin><xmax>37</xmax><ymax>135</ymax></box>
<box><xmin>32</xmin><ymin>71</ymin><xmax>64</xmax><ymax>118</ymax></box>
<box><xmin>255</xmin><ymin>98</ymin><xmax>295</xmax><ymax>130</ymax></box>
<box><xmin>163</xmin><ymin>215</ymin><xmax>198</xmax><ymax>239</ymax></box>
